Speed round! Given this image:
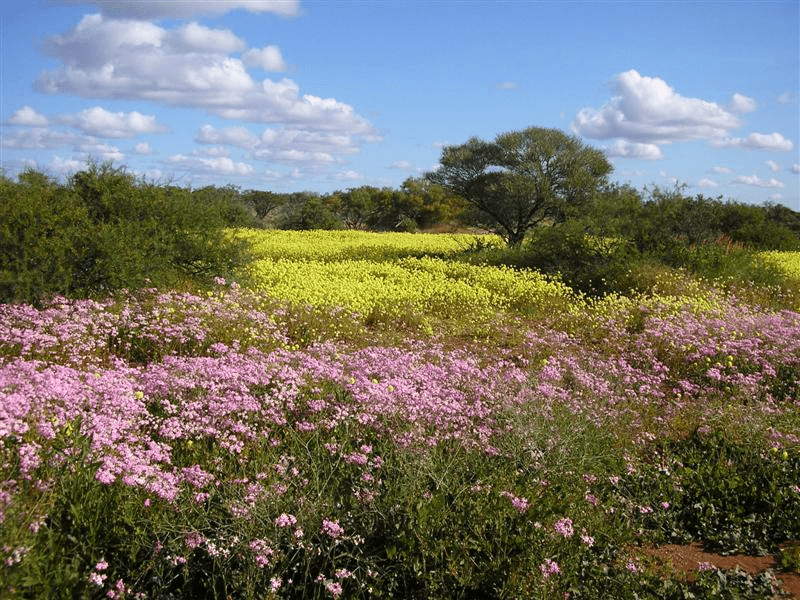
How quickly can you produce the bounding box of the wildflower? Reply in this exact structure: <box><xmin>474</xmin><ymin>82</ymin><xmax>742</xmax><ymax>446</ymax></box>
<box><xmin>336</xmin><ymin>568</ymin><xmax>354</xmax><ymax>579</ymax></box>
<box><xmin>275</xmin><ymin>513</ymin><xmax>297</xmax><ymax>528</ymax></box>
<box><xmin>625</xmin><ymin>560</ymin><xmax>639</xmax><ymax>573</ymax></box>
<box><xmin>581</xmin><ymin>534</ymin><xmax>595</xmax><ymax>547</ymax></box>
<box><xmin>325</xmin><ymin>581</ymin><xmax>344</xmax><ymax>597</ymax></box>
<box><xmin>539</xmin><ymin>558</ymin><xmax>561</xmax><ymax>578</ymax></box>
<box><xmin>270</xmin><ymin>576</ymin><xmax>282</xmax><ymax>591</ymax></box>
<box><xmin>95</xmin><ymin>560</ymin><xmax>109</xmax><ymax>571</ymax></box>
<box><xmin>88</xmin><ymin>572</ymin><xmax>107</xmax><ymax>586</ymax></box>
<box><xmin>553</xmin><ymin>517</ymin><xmax>574</xmax><ymax>538</ymax></box>
<box><xmin>321</xmin><ymin>518</ymin><xmax>344</xmax><ymax>538</ymax></box>
<box><xmin>697</xmin><ymin>561</ymin><xmax>716</xmax><ymax>571</ymax></box>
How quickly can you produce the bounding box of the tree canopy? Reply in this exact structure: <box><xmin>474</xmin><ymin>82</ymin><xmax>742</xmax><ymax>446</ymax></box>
<box><xmin>425</xmin><ymin>126</ymin><xmax>612</xmax><ymax>246</ymax></box>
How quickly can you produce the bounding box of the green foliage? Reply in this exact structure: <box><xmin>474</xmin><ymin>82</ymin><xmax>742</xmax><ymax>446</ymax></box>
<box><xmin>0</xmin><ymin>169</ymin><xmax>90</xmax><ymax>304</ymax></box>
<box><xmin>0</xmin><ymin>162</ymin><xmax>250</xmax><ymax>304</ymax></box>
<box><xmin>616</xmin><ymin>430</ymin><xmax>800</xmax><ymax>556</ymax></box>
<box><xmin>426</xmin><ymin>126</ymin><xmax>613</xmax><ymax>246</ymax></box>
<box><xmin>277</xmin><ymin>194</ymin><xmax>344</xmax><ymax>230</ymax></box>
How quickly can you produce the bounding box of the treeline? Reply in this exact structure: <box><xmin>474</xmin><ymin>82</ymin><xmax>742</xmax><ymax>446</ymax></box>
<box><xmin>2</xmin><ymin>162</ymin><xmax>799</xmax><ymax>304</ymax></box>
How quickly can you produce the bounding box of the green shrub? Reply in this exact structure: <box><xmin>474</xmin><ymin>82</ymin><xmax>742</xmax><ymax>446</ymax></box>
<box><xmin>0</xmin><ymin>163</ymin><xmax>250</xmax><ymax>304</ymax></box>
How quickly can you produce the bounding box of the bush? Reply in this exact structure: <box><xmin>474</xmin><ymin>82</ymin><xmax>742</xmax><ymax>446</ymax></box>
<box><xmin>0</xmin><ymin>163</ymin><xmax>250</xmax><ymax>304</ymax></box>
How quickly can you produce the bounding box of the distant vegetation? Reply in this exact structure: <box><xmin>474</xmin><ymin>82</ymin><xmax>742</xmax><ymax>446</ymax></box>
<box><xmin>2</xmin><ymin>157</ymin><xmax>798</xmax><ymax>305</ymax></box>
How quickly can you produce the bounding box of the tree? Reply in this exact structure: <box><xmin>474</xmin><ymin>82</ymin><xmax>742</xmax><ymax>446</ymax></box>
<box><xmin>425</xmin><ymin>127</ymin><xmax>612</xmax><ymax>246</ymax></box>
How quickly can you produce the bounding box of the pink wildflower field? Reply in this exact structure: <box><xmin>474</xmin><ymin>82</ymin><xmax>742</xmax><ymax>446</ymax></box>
<box><xmin>1</xmin><ymin>273</ymin><xmax>798</xmax><ymax>598</ymax></box>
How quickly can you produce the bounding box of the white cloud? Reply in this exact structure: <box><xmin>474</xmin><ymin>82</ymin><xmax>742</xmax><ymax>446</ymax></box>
<box><xmin>572</xmin><ymin>70</ymin><xmax>742</xmax><ymax>144</ymax></box>
<box><xmin>769</xmin><ymin>193</ymin><xmax>784</xmax><ymax>201</ymax></box>
<box><xmin>710</xmin><ymin>166</ymin><xmax>732</xmax><ymax>174</ymax></box>
<box><xmin>196</xmin><ymin>124</ymin><xmax>259</xmax><ymax>148</ymax></box>
<box><xmin>168</xmin><ymin>153</ymin><xmax>255</xmax><ymax>176</ymax></box>
<box><xmin>2</xmin><ymin>128</ymin><xmax>81</xmax><ymax>150</ymax></box>
<box><xmin>49</xmin><ymin>155</ymin><xmax>84</xmax><ymax>175</ymax></box>
<box><xmin>79</xmin><ymin>140</ymin><xmax>125</xmax><ymax>162</ymax></box>
<box><xmin>133</xmin><ymin>142</ymin><xmax>153</xmax><ymax>154</ymax></box>
<box><xmin>697</xmin><ymin>178</ymin><xmax>719</xmax><ymax>188</ymax></box>
<box><xmin>496</xmin><ymin>81</ymin><xmax>517</xmax><ymax>91</ymax></box>
<box><xmin>8</xmin><ymin>106</ymin><xmax>49</xmax><ymax>126</ymax></box>
<box><xmin>194</xmin><ymin>146</ymin><xmax>231</xmax><ymax>158</ymax></box>
<box><xmin>388</xmin><ymin>160</ymin><xmax>412</xmax><ymax>169</ymax></box>
<box><xmin>603</xmin><ymin>140</ymin><xmax>663</xmax><ymax>160</ymax></box>
<box><xmin>727</xmin><ymin>93</ymin><xmax>757</xmax><ymax>114</ymax></box>
<box><xmin>58</xmin><ymin>106</ymin><xmax>168</xmax><ymax>138</ymax></box>
<box><xmin>174</xmin><ymin>22</ymin><xmax>246</xmax><ymax>53</ymax></box>
<box><xmin>733</xmin><ymin>174</ymin><xmax>785</xmax><ymax>188</ymax></box>
<box><xmin>35</xmin><ymin>14</ymin><xmax>379</xmax><ymax>143</ymax></box>
<box><xmin>791</xmin><ymin>164</ymin><xmax>800</xmax><ymax>174</ymax></box>
<box><xmin>195</xmin><ymin>124</ymin><xmax>363</xmax><ymax>167</ymax></box>
<box><xmin>766</xmin><ymin>160</ymin><xmax>781</xmax><ymax>172</ymax></box>
<box><xmin>777</xmin><ymin>91</ymin><xmax>798</xmax><ymax>104</ymax></box>
<box><xmin>62</xmin><ymin>1</ymin><xmax>299</xmax><ymax>18</ymax></box>
<box><xmin>242</xmin><ymin>46</ymin><xmax>287</xmax><ymax>72</ymax></box>
<box><xmin>711</xmin><ymin>132</ymin><xmax>793</xmax><ymax>151</ymax></box>
<box><xmin>331</xmin><ymin>170</ymin><xmax>362</xmax><ymax>181</ymax></box>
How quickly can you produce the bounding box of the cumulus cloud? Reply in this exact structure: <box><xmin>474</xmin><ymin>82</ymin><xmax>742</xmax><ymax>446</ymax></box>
<box><xmin>79</xmin><ymin>140</ymin><xmax>125</xmax><ymax>162</ymax></box>
<box><xmin>710</xmin><ymin>166</ymin><xmax>732</xmax><ymax>174</ymax></box>
<box><xmin>168</xmin><ymin>153</ymin><xmax>255</xmax><ymax>176</ymax></box>
<box><xmin>766</xmin><ymin>160</ymin><xmax>781</xmax><ymax>172</ymax></box>
<box><xmin>711</xmin><ymin>132</ymin><xmax>793</xmax><ymax>151</ymax></box>
<box><xmin>133</xmin><ymin>142</ymin><xmax>153</xmax><ymax>154</ymax></box>
<box><xmin>388</xmin><ymin>160</ymin><xmax>412</xmax><ymax>169</ymax></box>
<box><xmin>573</xmin><ymin>70</ymin><xmax>793</xmax><ymax>161</ymax></box>
<box><xmin>331</xmin><ymin>170</ymin><xmax>362</xmax><ymax>181</ymax></box>
<box><xmin>58</xmin><ymin>106</ymin><xmax>168</xmax><ymax>138</ymax></box>
<box><xmin>174</xmin><ymin>22</ymin><xmax>246</xmax><ymax>53</ymax></box>
<box><xmin>697</xmin><ymin>178</ymin><xmax>719</xmax><ymax>188</ymax></box>
<box><xmin>791</xmin><ymin>164</ymin><xmax>800</xmax><ymax>174</ymax></box>
<box><xmin>49</xmin><ymin>155</ymin><xmax>85</xmax><ymax>175</ymax></box>
<box><xmin>733</xmin><ymin>174</ymin><xmax>784</xmax><ymax>188</ymax></box>
<box><xmin>196</xmin><ymin>124</ymin><xmax>260</xmax><ymax>148</ymax></box>
<box><xmin>35</xmin><ymin>14</ymin><xmax>379</xmax><ymax>141</ymax></box>
<box><xmin>603</xmin><ymin>140</ymin><xmax>663</xmax><ymax>160</ymax></box>
<box><xmin>2</xmin><ymin>128</ymin><xmax>81</xmax><ymax>150</ymax></box>
<box><xmin>194</xmin><ymin>123</ymin><xmax>363</xmax><ymax>167</ymax></box>
<box><xmin>242</xmin><ymin>46</ymin><xmax>287</xmax><ymax>72</ymax></box>
<box><xmin>8</xmin><ymin>106</ymin><xmax>49</xmax><ymax>126</ymax></box>
<box><xmin>727</xmin><ymin>93</ymin><xmax>757</xmax><ymax>114</ymax></box>
<box><xmin>60</xmin><ymin>0</ymin><xmax>300</xmax><ymax>19</ymax></box>
<box><xmin>573</xmin><ymin>70</ymin><xmax>742</xmax><ymax>144</ymax></box>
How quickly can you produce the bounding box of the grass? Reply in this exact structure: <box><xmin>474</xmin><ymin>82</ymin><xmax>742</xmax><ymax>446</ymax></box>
<box><xmin>1</xmin><ymin>230</ymin><xmax>798</xmax><ymax>599</ymax></box>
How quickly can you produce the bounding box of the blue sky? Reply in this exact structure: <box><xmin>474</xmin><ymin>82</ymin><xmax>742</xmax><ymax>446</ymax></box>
<box><xmin>1</xmin><ymin>0</ymin><xmax>798</xmax><ymax>208</ymax></box>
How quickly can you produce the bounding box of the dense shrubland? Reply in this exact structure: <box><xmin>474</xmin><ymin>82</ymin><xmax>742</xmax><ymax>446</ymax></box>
<box><xmin>1</xmin><ymin>158</ymin><xmax>800</xmax><ymax>598</ymax></box>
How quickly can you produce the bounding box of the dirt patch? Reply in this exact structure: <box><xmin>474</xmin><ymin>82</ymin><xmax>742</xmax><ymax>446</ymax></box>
<box><xmin>641</xmin><ymin>542</ymin><xmax>800</xmax><ymax>598</ymax></box>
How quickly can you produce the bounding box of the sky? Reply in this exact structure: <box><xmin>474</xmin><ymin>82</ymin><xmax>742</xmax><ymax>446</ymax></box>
<box><xmin>1</xmin><ymin>0</ymin><xmax>798</xmax><ymax>208</ymax></box>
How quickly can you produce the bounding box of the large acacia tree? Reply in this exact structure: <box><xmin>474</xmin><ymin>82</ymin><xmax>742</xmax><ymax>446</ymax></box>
<box><xmin>426</xmin><ymin>127</ymin><xmax>612</xmax><ymax>246</ymax></box>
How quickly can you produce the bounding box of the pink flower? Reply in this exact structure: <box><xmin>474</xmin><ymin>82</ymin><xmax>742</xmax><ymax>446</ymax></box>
<box><xmin>95</xmin><ymin>560</ymin><xmax>109</xmax><ymax>571</ymax></box>
<box><xmin>321</xmin><ymin>518</ymin><xmax>344</xmax><ymax>538</ymax></box>
<box><xmin>275</xmin><ymin>513</ymin><xmax>297</xmax><ymax>528</ymax></box>
<box><xmin>553</xmin><ymin>518</ymin><xmax>574</xmax><ymax>538</ymax></box>
<box><xmin>325</xmin><ymin>581</ymin><xmax>343</xmax><ymax>597</ymax></box>
<box><xmin>88</xmin><ymin>572</ymin><xmax>107</xmax><ymax>586</ymax></box>
<box><xmin>539</xmin><ymin>558</ymin><xmax>560</xmax><ymax>578</ymax></box>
